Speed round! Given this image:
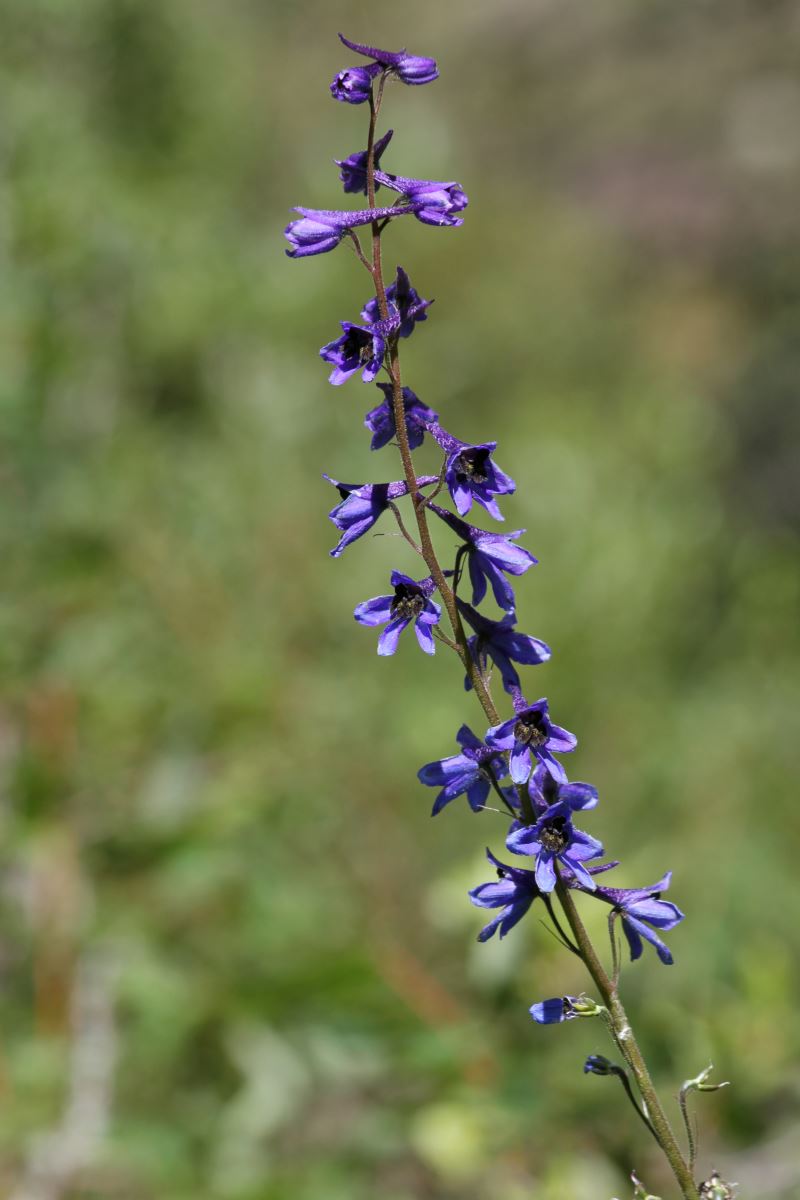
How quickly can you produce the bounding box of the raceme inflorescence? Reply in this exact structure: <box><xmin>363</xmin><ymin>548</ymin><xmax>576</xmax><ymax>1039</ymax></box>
<box><xmin>285</xmin><ymin>33</ymin><xmax>732</xmax><ymax>1200</ymax></box>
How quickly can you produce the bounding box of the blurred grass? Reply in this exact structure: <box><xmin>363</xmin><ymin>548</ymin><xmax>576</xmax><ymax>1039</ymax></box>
<box><xmin>1</xmin><ymin>1</ymin><xmax>799</xmax><ymax>1197</ymax></box>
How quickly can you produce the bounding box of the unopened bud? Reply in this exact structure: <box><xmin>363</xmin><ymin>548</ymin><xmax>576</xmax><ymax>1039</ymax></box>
<box><xmin>584</xmin><ymin>1053</ymin><xmax>615</xmax><ymax>1076</ymax></box>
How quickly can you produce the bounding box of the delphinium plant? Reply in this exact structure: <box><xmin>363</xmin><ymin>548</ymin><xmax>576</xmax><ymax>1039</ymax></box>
<box><xmin>285</xmin><ymin>33</ymin><xmax>734</xmax><ymax>1200</ymax></box>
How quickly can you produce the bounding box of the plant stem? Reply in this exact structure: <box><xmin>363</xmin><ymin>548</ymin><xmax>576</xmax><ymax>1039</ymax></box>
<box><xmin>363</xmin><ymin>78</ymin><xmax>698</xmax><ymax>1200</ymax></box>
<box><xmin>557</xmin><ymin>880</ymin><xmax>700</xmax><ymax>1199</ymax></box>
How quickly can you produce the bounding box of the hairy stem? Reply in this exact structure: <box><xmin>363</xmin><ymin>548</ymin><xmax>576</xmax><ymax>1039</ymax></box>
<box><xmin>679</xmin><ymin>1085</ymin><xmax>699</xmax><ymax>1176</ymax></box>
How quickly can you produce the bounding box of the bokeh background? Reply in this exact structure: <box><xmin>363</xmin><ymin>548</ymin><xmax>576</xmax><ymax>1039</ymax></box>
<box><xmin>2</xmin><ymin>1</ymin><xmax>799</xmax><ymax>1197</ymax></box>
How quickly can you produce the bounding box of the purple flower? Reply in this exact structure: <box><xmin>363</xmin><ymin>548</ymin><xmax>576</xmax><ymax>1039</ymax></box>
<box><xmin>329</xmin><ymin>62</ymin><xmax>382</xmax><ymax>104</ymax></box>
<box><xmin>335</xmin><ymin>129</ymin><xmax>394</xmax><ymax>195</ymax></box>
<box><xmin>428</xmin><ymin>503</ymin><xmax>537</xmax><ymax>612</ymax></box>
<box><xmin>320</xmin><ymin>314</ymin><xmax>399</xmax><ymax>385</ymax></box>
<box><xmin>338</xmin><ymin>33</ymin><xmax>438</xmax><ymax>87</ymax></box>
<box><xmin>427</xmin><ymin>426</ymin><xmax>515</xmax><ymax>519</ymax></box>
<box><xmin>354</xmin><ymin>571</ymin><xmax>440</xmax><ymax>656</ymax></box>
<box><xmin>506</xmin><ymin>789</ymin><xmax>602</xmax><ymax>893</ymax></box>
<box><xmin>324</xmin><ymin>474</ymin><xmax>438</xmax><ymax>558</ymax></box>
<box><xmin>284</xmin><ymin>204</ymin><xmax>418</xmax><ymax>258</ymax></box>
<box><xmin>417</xmin><ymin>724</ymin><xmax>510</xmax><ymax>816</ymax></box>
<box><xmin>458</xmin><ymin>601</ymin><xmax>551</xmax><ymax>694</ymax></box>
<box><xmin>526</xmin><ymin>762</ymin><xmax>597</xmax><ymax>819</ymax></box>
<box><xmin>485</xmin><ymin>695</ymin><xmax>577</xmax><ymax>785</ymax></box>
<box><xmin>361</xmin><ymin>266</ymin><xmax>432</xmax><ymax>339</ymax></box>
<box><xmin>373</xmin><ymin>170</ymin><xmax>468</xmax><ymax>226</ymax></box>
<box><xmin>365</xmin><ymin>385</ymin><xmax>438</xmax><ymax>451</ymax></box>
<box><xmin>579</xmin><ymin>873</ymin><xmax>685</xmax><ymax>965</ymax></box>
<box><xmin>530</xmin><ymin>996</ymin><xmax>601</xmax><ymax>1024</ymax></box>
<box><xmin>469</xmin><ymin>848</ymin><xmax>541</xmax><ymax>941</ymax></box>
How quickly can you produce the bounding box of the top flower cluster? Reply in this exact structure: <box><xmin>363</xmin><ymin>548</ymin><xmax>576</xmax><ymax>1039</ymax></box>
<box><xmin>285</xmin><ymin>36</ymin><xmax>466</xmax><ymax>258</ymax></box>
<box><xmin>330</xmin><ymin>33</ymin><xmax>439</xmax><ymax>103</ymax></box>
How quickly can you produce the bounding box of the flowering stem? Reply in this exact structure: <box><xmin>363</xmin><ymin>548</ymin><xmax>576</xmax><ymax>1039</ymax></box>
<box><xmin>556</xmin><ymin>880</ymin><xmax>700</xmax><ymax>1199</ymax></box>
<box><xmin>363</xmin><ymin>76</ymin><xmax>697</xmax><ymax>1200</ymax></box>
<box><xmin>364</xmin><ymin>82</ymin><xmax>509</xmax><ymax>745</ymax></box>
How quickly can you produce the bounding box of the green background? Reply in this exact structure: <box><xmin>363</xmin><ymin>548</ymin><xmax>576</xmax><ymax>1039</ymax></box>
<box><xmin>1</xmin><ymin>1</ymin><xmax>799</xmax><ymax>1197</ymax></box>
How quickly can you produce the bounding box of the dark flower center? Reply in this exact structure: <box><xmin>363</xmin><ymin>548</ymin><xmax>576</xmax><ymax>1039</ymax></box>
<box><xmin>343</xmin><ymin>328</ymin><xmax>371</xmax><ymax>362</ymax></box>
<box><xmin>456</xmin><ymin>447</ymin><xmax>491</xmax><ymax>485</ymax></box>
<box><xmin>539</xmin><ymin>816</ymin><xmax>569</xmax><ymax>853</ymax></box>
<box><xmin>391</xmin><ymin>583</ymin><xmax>424</xmax><ymax>620</ymax></box>
<box><xmin>513</xmin><ymin>711</ymin><xmax>548</xmax><ymax>748</ymax></box>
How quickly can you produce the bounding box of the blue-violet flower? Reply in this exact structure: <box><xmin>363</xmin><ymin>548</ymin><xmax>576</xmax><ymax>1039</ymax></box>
<box><xmin>577</xmin><ymin>873</ymin><xmax>685</xmax><ymax>965</ymax></box>
<box><xmin>526</xmin><ymin>761</ymin><xmax>598</xmax><ymax>819</ymax></box>
<box><xmin>361</xmin><ymin>266</ymin><xmax>432</xmax><ymax>338</ymax></box>
<box><xmin>354</xmin><ymin>571</ymin><xmax>440</xmax><ymax>655</ymax></box>
<box><xmin>428</xmin><ymin>426</ymin><xmax>515</xmax><ymax>519</ymax></box>
<box><xmin>329</xmin><ymin>62</ymin><xmax>382</xmax><ymax>104</ymax></box>
<box><xmin>335</xmin><ymin>129</ymin><xmax>394</xmax><ymax>194</ymax></box>
<box><xmin>320</xmin><ymin>314</ymin><xmax>399</xmax><ymax>385</ymax></box>
<box><xmin>458</xmin><ymin>600</ymin><xmax>551</xmax><ymax>694</ymax></box>
<box><xmin>337</xmin><ymin>33</ymin><xmax>438</xmax><ymax>87</ymax></box>
<box><xmin>531</xmin><ymin>996</ymin><xmax>603</xmax><ymax>1024</ymax></box>
<box><xmin>428</xmin><ymin>502</ymin><xmax>537</xmax><ymax>612</ymax></box>
<box><xmin>284</xmin><ymin>204</ymin><xmax>418</xmax><ymax>258</ymax></box>
<box><xmin>324</xmin><ymin>474</ymin><xmax>438</xmax><ymax>558</ymax></box>
<box><xmin>469</xmin><ymin>848</ymin><xmax>541</xmax><ymax>941</ymax></box>
<box><xmin>417</xmin><ymin>724</ymin><xmax>510</xmax><ymax>816</ymax></box>
<box><xmin>364</xmin><ymin>384</ymin><xmax>438</xmax><ymax>451</ymax></box>
<box><xmin>485</xmin><ymin>694</ymin><xmax>577</xmax><ymax>785</ymax></box>
<box><xmin>373</xmin><ymin>170</ymin><xmax>468</xmax><ymax>226</ymax></box>
<box><xmin>506</xmin><ymin>795</ymin><xmax>603</xmax><ymax>892</ymax></box>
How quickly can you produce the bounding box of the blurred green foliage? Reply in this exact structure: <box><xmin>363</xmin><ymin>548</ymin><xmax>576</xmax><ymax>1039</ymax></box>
<box><xmin>1</xmin><ymin>1</ymin><xmax>799</xmax><ymax>1197</ymax></box>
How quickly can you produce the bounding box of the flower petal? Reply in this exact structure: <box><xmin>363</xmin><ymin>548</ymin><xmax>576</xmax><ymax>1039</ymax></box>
<box><xmin>530</xmin><ymin>998</ymin><xmax>569</xmax><ymax>1024</ymax></box>
<box><xmin>510</xmin><ymin>742</ymin><xmax>533</xmax><ymax>785</ymax></box>
<box><xmin>559</xmin><ymin>782</ymin><xmax>598</xmax><ymax>811</ymax></box>
<box><xmin>353</xmin><ymin>594</ymin><xmax>394</xmax><ymax>626</ymax></box>
<box><xmin>534</xmin><ymin>852</ymin><xmax>557</xmax><ymax>892</ymax></box>
<box><xmin>469</xmin><ymin>879</ymin><xmax>517</xmax><ymax>909</ymax></box>
<box><xmin>484</xmin><ymin>717</ymin><xmax>516</xmax><ymax>750</ymax></box>
<box><xmin>623</xmin><ymin>916</ymin><xmax>674</xmax><ymax>965</ymax></box>
<box><xmin>548</xmin><ymin>723</ymin><xmax>578</xmax><ymax>752</ymax></box>
<box><xmin>414</xmin><ymin>619</ymin><xmax>436</xmax><ymax>655</ymax></box>
<box><xmin>377</xmin><ymin>616</ymin><xmax>408</xmax><ymax>656</ymax></box>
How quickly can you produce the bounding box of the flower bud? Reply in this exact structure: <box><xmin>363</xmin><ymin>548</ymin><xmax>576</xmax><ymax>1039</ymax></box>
<box><xmin>583</xmin><ymin>1053</ymin><xmax>615</xmax><ymax>1075</ymax></box>
<box><xmin>530</xmin><ymin>994</ymin><xmax>604</xmax><ymax>1024</ymax></box>
<box><xmin>329</xmin><ymin>63</ymin><xmax>381</xmax><ymax>104</ymax></box>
